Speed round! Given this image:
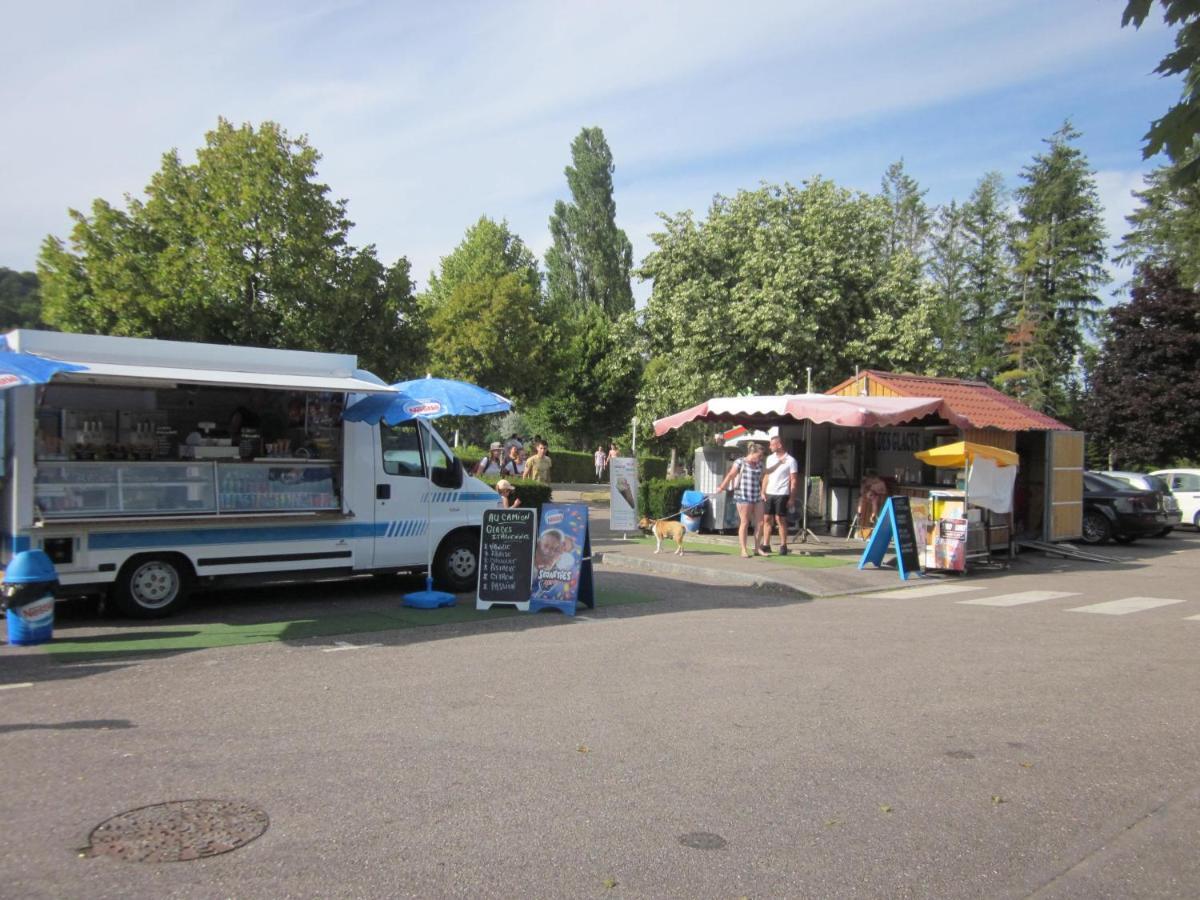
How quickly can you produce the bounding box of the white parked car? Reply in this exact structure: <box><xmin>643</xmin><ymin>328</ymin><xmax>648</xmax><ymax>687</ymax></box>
<box><xmin>1151</xmin><ymin>469</ymin><xmax>1200</xmax><ymax>529</ymax></box>
<box><xmin>1097</xmin><ymin>471</ymin><xmax>1182</xmax><ymax>536</ymax></box>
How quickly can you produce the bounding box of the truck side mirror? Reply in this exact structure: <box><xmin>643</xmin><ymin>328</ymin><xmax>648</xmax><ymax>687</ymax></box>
<box><xmin>431</xmin><ymin>456</ymin><xmax>464</xmax><ymax>490</ymax></box>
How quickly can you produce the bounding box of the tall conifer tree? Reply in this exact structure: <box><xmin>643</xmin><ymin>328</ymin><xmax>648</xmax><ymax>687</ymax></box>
<box><xmin>545</xmin><ymin>127</ymin><xmax>634</xmax><ymax>318</ymax></box>
<box><xmin>999</xmin><ymin>123</ymin><xmax>1107</xmax><ymax>417</ymax></box>
<box><xmin>960</xmin><ymin>172</ymin><xmax>1013</xmax><ymax>382</ymax></box>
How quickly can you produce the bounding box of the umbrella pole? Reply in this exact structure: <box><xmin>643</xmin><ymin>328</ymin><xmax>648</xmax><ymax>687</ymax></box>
<box><xmin>403</xmin><ymin>419</ymin><xmax>455</xmax><ymax>607</ymax></box>
<box><xmin>798</xmin><ymin>420</ymin><xmax>821</xmax><ymax>544</ymax></box>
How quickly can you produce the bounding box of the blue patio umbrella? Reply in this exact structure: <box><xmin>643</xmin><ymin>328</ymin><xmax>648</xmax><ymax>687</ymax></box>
<box><xmin>0</xmin><ymin>337</ymin><xmax>87</xmax><ymax>388</ymax></box>
<box><xmin>343</xmin><ymin>376</ymin><xmax>511</xmax><ymax>424</ymax></box>
<box><xmin>343</xmin><ymin>376</ymin><xmax>512</xmax><ymax>607</ymax></box>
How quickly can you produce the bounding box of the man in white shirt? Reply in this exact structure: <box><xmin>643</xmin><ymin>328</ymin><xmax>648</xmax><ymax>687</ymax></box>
<box><xmin>761</xmin><ymin>434</ymin><xmax>799</xmax><ymax>555</ymax></box>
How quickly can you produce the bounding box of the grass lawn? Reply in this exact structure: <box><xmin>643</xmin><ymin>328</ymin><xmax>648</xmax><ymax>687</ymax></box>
<box><xmin>627</xmin><ymin>536</ymin><xmax>853</xmax><ymax>568</ymax></box>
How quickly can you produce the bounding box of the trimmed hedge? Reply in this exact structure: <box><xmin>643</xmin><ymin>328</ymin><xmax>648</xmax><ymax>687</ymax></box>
<box><xmin>461</xmin><ymin>445</ymin><xmax>669</xmax><ymax>483</ymax></box>
<box><xmin>478</xmin><ymin>476</ymin><xmax>553</xmax><ymax>510</ymax></box>
<box><xmin>639</xmin><ymin>455</ymin><xmax>669</xmax><ymax>480</ymax></box>
<box><xmin>548</xmin><ymin>449</ymin><xmax>596</xmax><ymax>483</ymax></box>
<box><xmin>638</xmin><ymin>477</ymin><xmax>694</xmax><ymax>520</ymax></box>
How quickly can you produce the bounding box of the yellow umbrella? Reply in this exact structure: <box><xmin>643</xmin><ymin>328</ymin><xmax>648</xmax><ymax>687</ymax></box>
<box><xmin>914</xmin><ymin>440</ymin><xmax>1019</xmax><ymax>468</ymax></box>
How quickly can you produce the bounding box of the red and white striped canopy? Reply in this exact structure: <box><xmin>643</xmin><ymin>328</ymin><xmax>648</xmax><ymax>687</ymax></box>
<box><xmin>653</xmin><ymin>394</ymin><xmax>944</xmax><ymax>436</ymax></box>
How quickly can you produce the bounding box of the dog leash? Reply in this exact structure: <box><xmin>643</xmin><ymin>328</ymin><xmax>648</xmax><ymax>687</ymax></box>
<box><xmin>648</xmin><ymin>491</ymin><xmax>722</xmax><ymax>523</ymax></box>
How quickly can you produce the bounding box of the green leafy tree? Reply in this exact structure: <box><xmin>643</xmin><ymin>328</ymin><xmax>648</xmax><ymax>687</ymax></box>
<box><xmin>999</xmin><ymin>123</ymin><xmax>1107</xmax><ymax>418</ymax></box>
<box><xmin>528</xmin><ymin>305</ymin><xmax>643</xmax><ymax>448</ymax></box>
<box><xmin>428</xmin><ymin>272</ymin><xmax>545</xmax><ymax>404</ymax></box>
<box><xmin>638</xmin><ymin>178</ymin><xmax>936</xmax><ymax>423</ymax></box>
<box><xmin>545</xmin><ymin>127</ymin><xmax>634</xmax><ymax>318</ymax></box>
<box><xmin>1085</xmin><ymin>265</ymin><xmax>1200</xmax><ymax>466</ymax></box>
<box><xmin>0</xmin><ymin>268</ymin><xmax>45</xmax><ymax>329</ymax></box>
<box><xmin>1122</xmin><ymin>1</ymin><xmax>1200</xmax><ymax>184</ymax></box>
<box><xmin>36</xmin><ymin>118</ymin><xmax>422</xmax><ymax>375</ymax></box>
<box><xmin>422</xmin><ymin>216</ymin><xmax>541</xmax><ymax>314</ymax></box>
<box><xmin>422</xmin><ymin>216</ymin><xmax>552</xmax><ymax>408</ymax></box>
<box><xmin>289</xmin><ymin>253</ymin><xmax>427</xmax><ymax>383</ymax></box>
<box><xmin>1117</xmin><ymin>146</ymin><xmax>1200</xmax><ymax>286</ymax></box>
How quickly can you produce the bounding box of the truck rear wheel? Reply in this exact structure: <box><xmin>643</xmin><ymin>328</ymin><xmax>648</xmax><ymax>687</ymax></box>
<box><xmin>113</xmin><ymin>554</ymin><xmax>192</xmax><ymax>618</ymax></box>
<box><xmin>433</xmin><ymin>531</ymin><xmax>479</xmax><ymax>593</ymax></box>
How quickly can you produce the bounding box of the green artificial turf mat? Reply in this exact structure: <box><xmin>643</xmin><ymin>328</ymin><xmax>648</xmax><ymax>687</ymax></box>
<box><xmin>625</xmin><ymin>536</ymin><xmax>852</xmax><ymax>568</ymax></box>
<box><xmin>37</xmin><ymin>588</ymin><xmax>658</xmax><ymax>659</ymax></box>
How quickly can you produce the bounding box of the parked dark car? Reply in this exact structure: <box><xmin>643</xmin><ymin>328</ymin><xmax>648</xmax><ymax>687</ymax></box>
<box><xmin>1082</xmin><ymin>472</ymin><xmax>1169</xmax><ymax>545</ymax></box>
<box><xmin>1096</xmin><ymin>470</ymin><xmax>1182</xmax><ymax>536</ymax></box>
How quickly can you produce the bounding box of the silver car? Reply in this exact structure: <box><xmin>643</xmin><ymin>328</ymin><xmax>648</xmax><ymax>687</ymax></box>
<box><xmin>1097</xmin><ymin>471</ymin><xmax>1182</xmax><ymax>537</ymax></box>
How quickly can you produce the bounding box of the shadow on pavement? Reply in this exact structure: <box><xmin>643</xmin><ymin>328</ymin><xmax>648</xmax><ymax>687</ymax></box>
<box><xmin>4</xmin><ymin>528</ymin><xmax>1193</xmax><ymax>680</ymax></box>
<box><xmin>0</xmin><ymin>568</ymin><xmax>813</xmax><ymax>677</ymax></box>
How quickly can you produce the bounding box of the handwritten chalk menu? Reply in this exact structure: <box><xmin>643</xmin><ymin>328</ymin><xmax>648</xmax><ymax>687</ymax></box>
<box><xmin>889</xmin><ymin>495</ymin><xmax>922</xmax><ymax>574</ymax></box>
<box><xmin>858</xmin><ymin>495</ymin><xmax>923</xmax><ymax>580</ymax></box>
<box><xmin>476</xmin><ymin>508</ymin><xmax>537</xmax><ymax>611</ymax></box>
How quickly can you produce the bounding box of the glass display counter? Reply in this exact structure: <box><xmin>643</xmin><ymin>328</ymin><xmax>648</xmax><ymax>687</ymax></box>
<box><xmin>217</xmin><ymin>462</ymin><xmax>339</xmax><ymax>512</ymax></box>
<box><xmin>35</xmin><ymin>461</ymin><xmax>339</xmax><ymax>518</ymax></box>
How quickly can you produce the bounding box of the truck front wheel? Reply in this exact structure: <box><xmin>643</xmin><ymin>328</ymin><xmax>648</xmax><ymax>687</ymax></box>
<box><xmin>434</xmin><ymin>531</ymin><xmax>479</xmax><ymax>593</ymax></box>
<box><xmin>113</xmin><ymin>554</ymin><xmax>192</xmax><ymax>618</ymax></box>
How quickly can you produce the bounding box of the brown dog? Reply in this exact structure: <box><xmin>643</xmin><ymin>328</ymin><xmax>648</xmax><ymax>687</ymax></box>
<box><xmin>638</xmin><ymin>516</ymin><xmax>686</xmax><ymax>555</ymax></box>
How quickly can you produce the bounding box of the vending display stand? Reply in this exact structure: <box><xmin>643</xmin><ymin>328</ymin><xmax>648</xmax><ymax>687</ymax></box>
<box><xmin>912</xmin><ymin>441</ymin><xmax>1019</xmax><ymax>573</ymax></box>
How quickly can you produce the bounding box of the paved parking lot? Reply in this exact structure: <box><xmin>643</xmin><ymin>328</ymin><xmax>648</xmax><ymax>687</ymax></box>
<box><xmin>1</xmin><ymin>530</ymin><xmax>1198</xmax><ymax>898</ymax></box>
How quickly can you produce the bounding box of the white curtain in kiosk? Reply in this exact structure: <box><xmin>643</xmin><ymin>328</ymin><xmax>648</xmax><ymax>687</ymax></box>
<box><xmin>967</xmin><ymin>456</ymin><xmax>1017</xmax><ymax>514</ymax></box>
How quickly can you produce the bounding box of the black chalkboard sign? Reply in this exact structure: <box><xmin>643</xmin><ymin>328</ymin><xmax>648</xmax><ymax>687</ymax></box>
<box><xmin>476</xmin><ymin>508</ymin><xmax>537</xmax><ymax>610</ymax></box>
<box><xmin>889</xmin><ymin>495</ymin><xmax>921</xmax><ymax>574</ymax></box>
<box><xmin>859</xmin><ymin>496</ymin><xmax>923</xmax><ymax>580</ymax></box>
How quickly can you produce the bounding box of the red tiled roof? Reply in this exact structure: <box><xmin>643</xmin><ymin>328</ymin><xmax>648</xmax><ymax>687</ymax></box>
<box><xmin>827</xmin><ymin>371</ymin><xmax>1072</xmax><ymax>432</ymax></box>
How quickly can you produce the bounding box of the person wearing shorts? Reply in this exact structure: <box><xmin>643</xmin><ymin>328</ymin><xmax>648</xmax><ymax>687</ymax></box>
<box><xmin>761</xmin><ymin>434</ymin><xmax>799</xmax><ymax>555</ymax></box>
<box><xmin>716</xmin><ymin>443</ymin><xmax>767</xmax><ymax>558</ymax></box>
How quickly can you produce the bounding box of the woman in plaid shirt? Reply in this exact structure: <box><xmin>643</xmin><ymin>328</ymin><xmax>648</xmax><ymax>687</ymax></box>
<box><xmin>717</xmin><ymin>443</ymin><xmax>767</xmax><ymax>557</ymax></box>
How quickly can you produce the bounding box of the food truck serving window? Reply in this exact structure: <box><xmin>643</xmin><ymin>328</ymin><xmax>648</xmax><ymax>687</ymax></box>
<box><xmin>35</xmin><ymin>384</ymin><xmax>344</xmax><ymax>462</ymax></box>
<box><xmin>32</xmin><ymin>384</ymin><xmax>346</xmax><ymax>519</ymax></box>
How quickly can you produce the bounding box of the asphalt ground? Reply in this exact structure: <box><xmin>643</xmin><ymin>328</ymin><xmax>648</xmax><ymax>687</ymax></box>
<box><xmin>1</xmin><ymin>522</ymin><xmax>1198</xmax><ymax>898</ymax></box>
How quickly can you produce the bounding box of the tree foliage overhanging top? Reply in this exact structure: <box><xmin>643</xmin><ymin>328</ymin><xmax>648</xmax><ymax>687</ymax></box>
<box><xmin>1123</xmin><ymin>1</ymin><xmax>1200</xmax><ymax>184</ymax></box>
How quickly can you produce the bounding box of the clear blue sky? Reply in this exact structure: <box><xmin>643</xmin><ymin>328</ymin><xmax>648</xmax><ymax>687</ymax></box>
<box><xmin>1</xmin><ymin>1</ymin><xmax>1180</xmax><ymax>302</ymax></box>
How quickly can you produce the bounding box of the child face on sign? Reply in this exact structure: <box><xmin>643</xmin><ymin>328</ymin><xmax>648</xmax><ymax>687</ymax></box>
<box><xmin>535</xmin><ymin>530</ymin><xmax>574</xmax><ymax>568</ymax></box>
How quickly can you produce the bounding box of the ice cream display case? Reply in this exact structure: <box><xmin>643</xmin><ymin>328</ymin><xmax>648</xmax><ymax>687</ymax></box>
<box><xmin>34</xmin><ymin>461</ymin><xmax>339</xmax><ymax>518</ymax></box>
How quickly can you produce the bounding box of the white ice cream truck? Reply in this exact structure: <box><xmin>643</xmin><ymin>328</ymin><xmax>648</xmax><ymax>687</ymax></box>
<box><xmin>0</xmin><ymin>330</ymin><xmax>500</xmax><ymax>617</ymax></box>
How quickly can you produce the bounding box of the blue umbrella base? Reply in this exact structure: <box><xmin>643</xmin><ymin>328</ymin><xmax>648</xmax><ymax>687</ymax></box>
<box><xmin>403</xmin><ymin>589</ymin><xmax>457</xmax><ymax>609</ymax></box>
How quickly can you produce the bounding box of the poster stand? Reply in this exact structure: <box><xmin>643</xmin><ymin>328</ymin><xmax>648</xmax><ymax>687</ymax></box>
<box><xmin>858</xmin><ymin>496</ymin><xmax>923</xmax><ymax>580</ymax></box>
<box><xmin>529</xmin><ymin>503</ymin><xmax>595</xmax><ymax>616</ymax></box>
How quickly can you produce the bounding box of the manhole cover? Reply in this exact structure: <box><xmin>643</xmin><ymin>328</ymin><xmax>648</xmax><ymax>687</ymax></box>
<box><xmin>83</xmin><ymin>800</ymin><xmax>269</xmax><ymax>862</ymax></box>
<box><xmin>678</xmin><ymin>831</ymin><xmax>728</xmax><ymax>850</ymax></box>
